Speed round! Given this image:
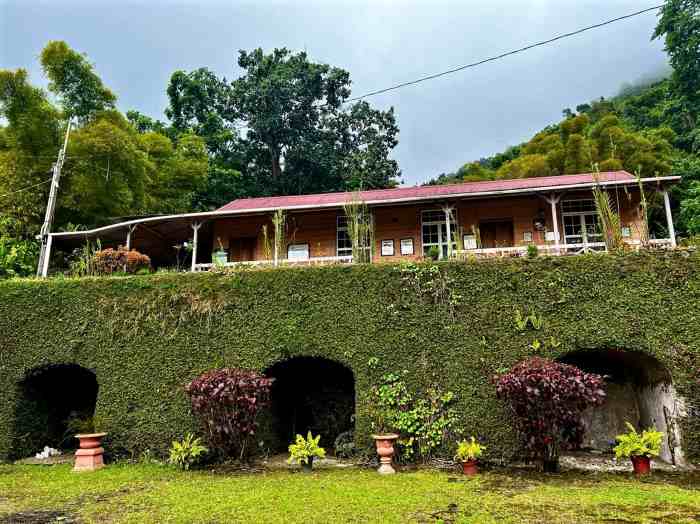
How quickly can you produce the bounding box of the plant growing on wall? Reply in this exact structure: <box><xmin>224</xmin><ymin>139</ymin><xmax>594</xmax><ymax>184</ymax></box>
<box><xmin>185</xmin><ymin>368</ymin><xmax>274</xmax><ymax>461</ymax></box>
<box><xmin>370</xmin><ymin>371</ymin><xmax>458</xmax><ymax>461</ymax></box>
<box><xmin>494</xmin><ymin>357</ymin><xmax>606</xmax><ymax>472</ymax></box>
<box><xmin>343</xmin><ymin>194</ymin><xmax>373</xmax><ymax>263</ymax></box>
<box><xmin>399</xmin><ymin>262</ymin><xmax>463</xmax><ymax>320</ymax></box>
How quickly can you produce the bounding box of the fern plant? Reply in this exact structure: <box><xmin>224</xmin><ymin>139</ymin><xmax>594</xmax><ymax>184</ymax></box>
<box><xmin>287</xmin><ymin>431</ymin><xmax>326</xmax><ymax>466</ymax></box>
<box><xmin>168</xmin><ymin>433</ymin><xmax>208</xmax><ymax>470</ymax></box>
<box><xmin>614</xmin><ymin>422</ymin><xmax>663</xmax><ymax>459</ymax></box>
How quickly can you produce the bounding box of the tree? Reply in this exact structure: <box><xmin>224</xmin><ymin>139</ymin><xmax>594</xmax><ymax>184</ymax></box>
<box><xmin>231</xmin><ymin>48</ymin><xmax>350</xmax><ymax>181</ymax></box>
<box><xmin>494</xmin><ymin>357</ymin><xmax>606</xmax><ymax>472</ymax></box>
<box><xmin>165</xmin><ymin>49</ymin><xmax>401</xmax><ymax>202</ymax></box>
<box><xmin>654</xmin><ymin>0</ymin><xmax>700</xmax><ymax>110</ymax></box>
<box><xmin>40</xmin><ymin>41</ymin><xmax>116</xmax><ymax>120</ymax></box>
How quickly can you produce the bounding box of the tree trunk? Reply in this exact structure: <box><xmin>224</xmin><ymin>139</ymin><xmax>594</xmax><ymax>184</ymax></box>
<box><xmin>270</xmin><ymin>146</ymin><xmax>281</xmax><ymax>178</ymax></box>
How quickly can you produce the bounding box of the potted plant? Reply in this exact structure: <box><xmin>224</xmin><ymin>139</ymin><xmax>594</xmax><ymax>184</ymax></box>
<box><xmin>454</xmin><ymin>437</ymin><xmax>485</xmax><ymax>476</ymax></box>
<box><xmin>613</xmin><ymin>422</ymin><xmax>663</xmax><ymax>476</ymax></box>
<box><xmin>287</xmin><ymin>431</ymin><xmax>326</xmax><ymax>472</ymax></box>
<box><xmin>212</xmin><ymin>237</ymin><xmax>228</xmax><ymax>266</ymax></box>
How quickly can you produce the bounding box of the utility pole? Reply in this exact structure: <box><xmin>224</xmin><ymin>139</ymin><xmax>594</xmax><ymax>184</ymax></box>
<box><xmin>37</xmin><ymin>119</ymin><xmax>73</xmax><ymax>277</ymax></box>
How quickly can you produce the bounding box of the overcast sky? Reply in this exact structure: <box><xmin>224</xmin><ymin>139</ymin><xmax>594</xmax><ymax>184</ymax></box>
<box><xmin>1</xmin><ymin>0</ymin><xmax>669</xmax><ymax>185</ymax></box>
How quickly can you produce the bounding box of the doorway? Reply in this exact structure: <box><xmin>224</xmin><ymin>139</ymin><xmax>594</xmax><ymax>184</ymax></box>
<box><xmin>479</xmin><ymin>219</ymin><xmax>514</xmax><ymax>248</ymax></box>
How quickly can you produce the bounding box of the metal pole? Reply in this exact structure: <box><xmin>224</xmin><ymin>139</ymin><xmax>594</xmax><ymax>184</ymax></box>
<box><xmin>662</xmin><ymin>190</ymin><xmax>677</xmax><ymax>247</ymax></box>
<box><xmin>40</xmin><ymin>234</ymin><xmax>53</xmax><ymax>278</ymax></box>
<box><xmin>37</xmin><ymin>119</ymin><xmax>73</xmax><ymax>277</ymax></box>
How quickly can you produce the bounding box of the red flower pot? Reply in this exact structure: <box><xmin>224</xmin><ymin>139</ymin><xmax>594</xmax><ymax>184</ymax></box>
<box><xmin>461</xmin><ymin>459</ymin><xmax>478</xmax><ymax>476</ymax></box>
<box><xmin>631</xmin><ymin>455</ymin><xmax>651</xmax><ymax>476</ymax></box>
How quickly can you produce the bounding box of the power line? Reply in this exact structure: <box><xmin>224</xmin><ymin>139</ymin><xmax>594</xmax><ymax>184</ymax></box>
<box><xmin>346</xmin><ymin>5</ymin><xmax>664</xmax><ymax>103</ymax></box>
<box><xmin>0</xmin><ymin>177</ymin><xmax>53</xmax><ymax>199</ymax></box>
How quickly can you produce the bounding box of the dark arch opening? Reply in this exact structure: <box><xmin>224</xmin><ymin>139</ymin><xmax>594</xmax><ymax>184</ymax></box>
<box><xmin>264</xmin><ymin>357</ymin><xmax>355</xmax><ymax>453</ymax></box>
<box><xmin>12</xmin><ymin>364</ymin><xmax>98</xmax><ymax>459</ymax></box>
<box><xmin>558</xmin><ymin>349</ymin><xmax>683</xmax><ymax>465</ymax></box>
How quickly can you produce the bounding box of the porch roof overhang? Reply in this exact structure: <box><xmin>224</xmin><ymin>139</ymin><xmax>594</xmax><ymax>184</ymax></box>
<box><xmin>48</xmin><ymin>173</ymin><xmax>680</xmax><ymax>248</ymax></box>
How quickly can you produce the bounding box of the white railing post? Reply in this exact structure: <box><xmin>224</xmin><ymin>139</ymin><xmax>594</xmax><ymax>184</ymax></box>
<box><xmin>662</xmin><ymin>189</ymin><xmax>677</xmax><ymax>248</ymax></box>
<box><xmin>126</xmin><ymin>224</ymin><xmax>137</xmax><ymax>250</ymax></box>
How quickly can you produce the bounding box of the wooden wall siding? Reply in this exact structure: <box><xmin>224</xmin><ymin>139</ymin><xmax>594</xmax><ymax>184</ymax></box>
<box><xmin>210</xmin><ymin>191</ymin><xmax>647</xmax><ymax>262</ymax></box>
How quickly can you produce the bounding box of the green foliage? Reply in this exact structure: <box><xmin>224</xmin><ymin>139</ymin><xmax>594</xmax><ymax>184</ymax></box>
<box><xmin>0</xmin><ymin>218</ymin><xmax>38</xmax><ymax>278</ymax></box>
<box><xmin>287</xmin><ymin>431</ymin><xmax>326</xmax><ymax>465</ymax></box>
<box><xmin>370</xmin><ymin>372</ymin><xmax>458</xmax><ymax>461</ymax></box>
<box><xmin>526</xmin><ymin>244</ymin><xmax>539</xmax><ymax>258</ymax></box>
<box><xmin>1</xmin><ymin>253</ymin><xmax>699</xmax><ymax>464</ymax></box>
<box><xmin>40</xmin><ymin>40</ymin><xmax>116</xmax><ymax>120</ymax></box>
<box><xmin>613</xmin><ymin>422</ymin><xmax>663</xmax><ymax>459</ymax></box>
<box><xmin>166</xmin><ymin>48</ymin><xmax>400</xmax><ymax>203</ymax></box>
<box><xmin>454</xmin><ymin>437</ymin><xmax>485</xmax><ymax>462</ymax></box>
<box><xmin>343</xmin><ymin>195</ymin><xmax>373</xmax><ymax>263</ymax></box>
<box><xmin>168</xmin><ymin>433</ymin><xmax>208</xmax><ymax>470</ymax></box>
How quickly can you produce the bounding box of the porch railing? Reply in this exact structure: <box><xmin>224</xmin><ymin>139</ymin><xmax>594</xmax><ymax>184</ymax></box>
<box><xmin>194</xmin><ymin>255</ymin><xmax>353</xmax><ymax>271</ymax></box>
<box><xmin>452</xmin><ymin>238</ymin><xmax>674</xmax><ymax>258</ymax></box>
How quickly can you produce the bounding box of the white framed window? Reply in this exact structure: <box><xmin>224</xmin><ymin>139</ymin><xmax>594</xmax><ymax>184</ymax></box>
<box><xmin>561</xmin><ymin>199</ymin><xmax>603</xmax><ymax>247</ymax></box>
<box><xmin>421</xmin><ymin>209</ymin><xmax>457</xmax><ymax>259</ymax></box>
<box><xmin>336</xmin><ymin>216</ymin><xmax>352</xmax><ymax>257</ymax></box>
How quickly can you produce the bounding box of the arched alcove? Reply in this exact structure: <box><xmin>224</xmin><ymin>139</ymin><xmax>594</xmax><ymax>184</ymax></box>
<box><xmin>12</xmin><ymin>364</ymin><xmax>98</xmax><ymax>458</ymax></box>
<box><xmin>264</xmin><ymin>357</ymin><xmax>355</xmax><ymax>453</ymax></box>
<box><xmin>559</xmin><ymin>349</ymin><xmax>685</xmax><ymax>465</ymax></box>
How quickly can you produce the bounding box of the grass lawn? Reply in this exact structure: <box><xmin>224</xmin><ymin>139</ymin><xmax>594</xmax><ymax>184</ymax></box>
<box><xmin>0</xmin><ymin>464</ymin><xmax>699</xmax><ymax>523</ymax></box>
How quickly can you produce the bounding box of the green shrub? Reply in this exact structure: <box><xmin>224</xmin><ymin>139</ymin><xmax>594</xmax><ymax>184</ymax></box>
<box><xmin>613</xmin><ymin>423</ymin><xmax>663</xmax><ymax>459</ymax></box>
<box><xmin>168</xmin><ymin>433</ymin><xmax>208</xmax><ymax>470</ymax></box>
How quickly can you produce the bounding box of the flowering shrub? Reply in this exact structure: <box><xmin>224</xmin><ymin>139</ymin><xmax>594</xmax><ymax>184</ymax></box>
<box><xmin>184</xmin><ymin>368</ymin><xmax>273</xmax><ymax>461</ymax></box>
<box><xmin>494</xmin><ymin>357</ymin><xmax>606</xmax><ymax>471</ymax></box>
<box><xmin>92</xmin><ymin>247</ymin><xmax>151</xmax><ymax>275</ymax></box>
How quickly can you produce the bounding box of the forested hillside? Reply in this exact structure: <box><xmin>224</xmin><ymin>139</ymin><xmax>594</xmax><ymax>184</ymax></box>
<box><xmin>430</xmin><ymin>0</ymin><xmax>700</xmax><ymax>239</ymax></box>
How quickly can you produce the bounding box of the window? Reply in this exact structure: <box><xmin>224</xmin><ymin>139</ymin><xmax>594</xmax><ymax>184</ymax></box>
<box><xmin>421</xmin><ymin>209</ymin><xmax>457</xmax><ymax>259</ymax></box>
<box><xmin>336</xmin><ymin>216</ymin><xmax>352</xmax><ymax>257</ymax></box>
<box><xmin>561</xmin><ymin>199</ymin><xmax>602</xmax><ymax>247</ymax></box>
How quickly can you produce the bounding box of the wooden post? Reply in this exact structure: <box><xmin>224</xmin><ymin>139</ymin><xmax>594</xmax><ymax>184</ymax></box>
<box><xmin>191</xmin><ymin>222</ymin><xmax>202</xmax><ymax>272</ymax></box>
<box><xmin>443</xmin><ymin>205</ymin><xmax>453</xmax><ymax>259</ymax></box>
<box><xmin>126</xmin><ymin>225</ymin><xmax>137</xmax><ymax>250</ymax></box>
<box><xmin>545</xmin><ymin>193</ymin><xmax>561</xmax><ymax>251</ymax></box>
<box><xmin>662</xmin><ymin>189</ymin><xmax>677</xmax><ymax>247</ymax></box>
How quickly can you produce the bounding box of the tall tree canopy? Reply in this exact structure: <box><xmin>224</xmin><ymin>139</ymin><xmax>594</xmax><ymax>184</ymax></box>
<box><xmin>0</xmin><ymin>42</ymin><xmax>208</xmax><ymax>242</ymax></box>
<box><xmin>165</xmin><ymin>48</ymin><xmax>401</xmax><ymax>207</ymax></box>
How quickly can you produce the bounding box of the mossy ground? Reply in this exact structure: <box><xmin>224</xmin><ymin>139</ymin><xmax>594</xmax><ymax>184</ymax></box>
<box><xmin>1</xmin><ymin>464</ymin><xmax>699</xmax><ymax>523</ymax></box>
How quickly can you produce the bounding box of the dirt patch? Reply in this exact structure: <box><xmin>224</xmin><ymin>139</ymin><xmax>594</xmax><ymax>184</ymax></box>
<box><xmin>411</xmin><ymin>502</ymin><xmax>460</xmax><ymax>523</ymax></box>
<box><xmin>0</xmin><ymin>510</ymin><xmax>79</xmax><ymax>524</ymax></box>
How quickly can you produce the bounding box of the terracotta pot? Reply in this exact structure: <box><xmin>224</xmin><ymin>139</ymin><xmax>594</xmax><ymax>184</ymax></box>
<box><xmin>631</xmin><ymin>455</ymin><xmax>651</xmax><ymax>476</ymax></box>
<box><xmin>372</xmin><ymin>433</ymin><xmax>399</xmax><ymax>475</ymax></box>
<box><xmin>461</xmin><ymin>459</ymin><xmax>478</xmax><ymax>476</ymax></box>
<box><xmin>74</xmin><ymin>433</ymin><xmax>107</xmax><ymax>472</ymax></box>
<box><xmin>302</xmin><ymin>456</ymin><xmax>314</xmax><ymax>472</ymax></box>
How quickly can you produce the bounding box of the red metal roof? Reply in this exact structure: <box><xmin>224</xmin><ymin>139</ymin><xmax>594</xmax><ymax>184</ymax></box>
<box><xmin>218</xmin><ymin>171</ymin><xmax>638</xmax><ymax>212</ymax></box>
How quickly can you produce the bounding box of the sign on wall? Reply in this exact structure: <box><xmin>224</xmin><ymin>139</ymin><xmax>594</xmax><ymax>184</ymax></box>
<box><xmin>400</xmin><ymin>238</ymin><xmax>414</xmax><ymax>255</ymax></box>
<box><xmin>287</xmin><ymin>243</ymin><xmax>309</xmax><ymax>261</ymax></box>
<box><xmin>381</xmin><ymin>239</ymin><xmax>395</xmax><ymax>256</ymax></box>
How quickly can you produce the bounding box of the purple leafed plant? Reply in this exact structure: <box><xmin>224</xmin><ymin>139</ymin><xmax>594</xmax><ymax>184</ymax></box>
<box><xmin>185</xmin><ymin>368</ymin><xmax>274</xmax><ymax>461</ymax></box>
<box><xmin>494</xmin><ymin>357</ymin><xmax>606</xmax><ymax>472</ymax></box>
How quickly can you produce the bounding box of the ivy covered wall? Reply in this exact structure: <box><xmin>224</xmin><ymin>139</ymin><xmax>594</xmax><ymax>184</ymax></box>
<box><xmin>0</xmin><ymin>252</ymin><xmax>698</xmax><ymax>462</ymax></box>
